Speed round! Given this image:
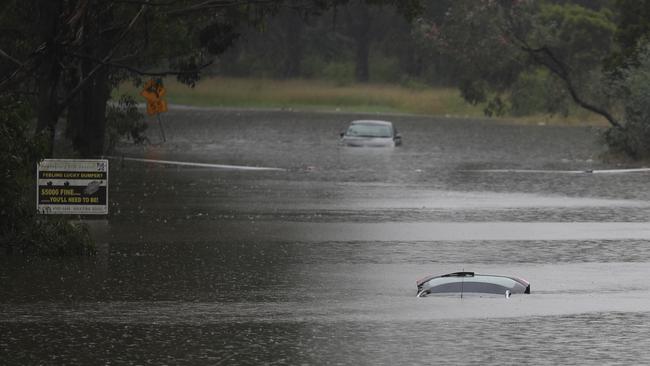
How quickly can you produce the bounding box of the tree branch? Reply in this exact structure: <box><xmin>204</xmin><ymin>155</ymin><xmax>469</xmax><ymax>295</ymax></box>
<box><xmin>113</xmin><ymin>59</ymin><xmax>214</xmax><ymax>76</ymax></box>
<box><xmin>0</xmin><ymin>47</ymin><xmax>23</xmax><ymax>67</ymax></box>
<box><xmin>107</xmin><ymin>0</ymin><xmax>183</xmax><ymax>5</ymax></box>
<box><xmin>68</xmin><ymin>51</ymin><xmax>214</xmax><ymax>76</ymax></box>
<box><xmin>504</xmin><ymin>23</ymin><xmax>622</xmax><ymax>129</ymax></box>
<box><xmin>58</xmin><ymin>2</ymin><xmax>149</xmax><ymax>111</ymax></box>
<box><xmin>0</xmin><ymin>57</ymin><xmax>39</xmax><ymax>91</ymax></box>
<box><xmin>166</xmin><ymin>0</ymin><xmax>278</xmax><ymax>15</ymax></box>
<box><xmin>524</xmin><ymin>45</ymin><xmax>622</xmax><ymax>129</ymax></box>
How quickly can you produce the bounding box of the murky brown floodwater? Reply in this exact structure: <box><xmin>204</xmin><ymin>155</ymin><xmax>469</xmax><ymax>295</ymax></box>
<box><xmin>2</xmin><ymin>108</ymin><xmax>650</xmax><ymax>365</ymax></box>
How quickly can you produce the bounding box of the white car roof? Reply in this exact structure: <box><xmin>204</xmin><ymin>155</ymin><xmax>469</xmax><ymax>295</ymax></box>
<box><xmin>350</xmin><ymin>120</ymin><xmax>393</xmax><ymax>126</ymax></box>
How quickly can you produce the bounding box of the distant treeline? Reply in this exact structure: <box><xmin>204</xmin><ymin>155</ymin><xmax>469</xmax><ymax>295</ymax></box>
<box><xmin>213</xmin><ymin>2</ymin><xmax>455</xmax><ymax>86</ymax></box>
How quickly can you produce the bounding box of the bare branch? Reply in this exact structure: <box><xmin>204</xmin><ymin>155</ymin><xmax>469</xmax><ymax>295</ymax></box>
<box><xmin>108</xmin><ymin>0</ymin><xmax>280</xmax><ymax>13</ymax></box>
<box><xmin>0</xmin><ymin>56</ymin><xmax>39</xmax><ymax>91</ymax></box>
<box><xmin>166</xmin><ymin>0</ymin><xmax>278</xmax><ymax>15</ymax></box>
<box><xmin>113</xmin><ymin>59</ymin><xmax>215</xmax><ymax>76</ymax></box>
<box><xmin>107</xmin><ymin>0</ymin><xmax>185</xmax><ymax>6</ymax></box>
<box><xmin>59</xmin><ymin>2</ymin><xmax>149</xmax><ymax>110</ymax></box>
<box><xmin>0</xmin><ymin>47</ymin><xmax>23</xmax><ymax>67</ymax></box>
<box><xmin>68</xmin><ymin>50</ymin><xmax>214</xmax><ymax>76</ymax></box>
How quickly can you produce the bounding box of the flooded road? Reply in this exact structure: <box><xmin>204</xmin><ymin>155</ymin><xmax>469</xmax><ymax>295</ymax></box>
<box><xmin>2</xmin><ymin>108</ymin><xmax>650</xmax><ymax>364</ymax></box>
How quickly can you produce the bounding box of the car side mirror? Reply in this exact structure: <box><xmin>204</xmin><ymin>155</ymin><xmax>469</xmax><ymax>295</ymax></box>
<box><xmin>340</xmin><ymin>132</ymin><xmax>345</xmax><ymax>138</ymax></box>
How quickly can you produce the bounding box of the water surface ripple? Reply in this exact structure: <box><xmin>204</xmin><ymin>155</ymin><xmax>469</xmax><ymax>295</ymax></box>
<box><xmin>2</xmin><ymin>109</ymin><xmax>650</xmax><ymax>365</ymax></box>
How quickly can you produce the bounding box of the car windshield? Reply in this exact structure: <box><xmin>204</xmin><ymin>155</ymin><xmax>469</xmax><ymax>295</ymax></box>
<box><xmin>346</xmin><ymin>124</ymin><xmax>393</xmax><ymax>138</ymax></box>
<box><xmin>422</xmin><ymin>275</ymin><xmax>519</xmax><ymax>292</ymax></box>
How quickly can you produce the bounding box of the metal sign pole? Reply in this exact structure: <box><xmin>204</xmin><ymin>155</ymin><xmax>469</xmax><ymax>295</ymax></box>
<box><xmin>157</xmin><ymin>113</ymin><xmax>166</xmax><ymax>142</ymax></box>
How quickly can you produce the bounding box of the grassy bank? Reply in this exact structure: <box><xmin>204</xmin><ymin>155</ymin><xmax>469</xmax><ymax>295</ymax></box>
<box><xmin>115</xmin><ymin>77</ymin><xmax>606</xmax><ymax>125</ymax></box>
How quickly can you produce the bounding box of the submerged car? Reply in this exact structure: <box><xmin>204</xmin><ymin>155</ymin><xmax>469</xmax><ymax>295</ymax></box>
<box><xmin>339</xmin><ymin>120</ymin><xmax>401</xmax><ymax>147</ymax></box>
<box><xmin>416</xmin><ymin>271</ymin><xmax>530</xmax><ymax>298</ymax></box>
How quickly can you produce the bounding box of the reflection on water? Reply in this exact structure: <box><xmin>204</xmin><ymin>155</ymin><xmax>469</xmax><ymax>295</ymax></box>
<box><xmin>2</xmin><ymin>109</ymin><xmax>650</xmax><ymax>365</ymax></box>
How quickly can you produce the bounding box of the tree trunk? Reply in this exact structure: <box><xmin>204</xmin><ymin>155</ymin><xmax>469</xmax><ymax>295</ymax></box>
<box><xmin>36</xmin><ymin>57</ymin><xmax>61</xmax><ymax>156</ymax></box>
<box><xmin>355</xmin><ymin>33</ymin><xmax>370</xmax><ymax>82</ymax></box>
<box><xmin>67</xmin><ymin>4</ymin><xmax>113</xmax><ymax>158</ymax></box>
<box><xmin>83</xmin><ymin>66</ymin><xmax>110</xmax><ymax>157</ymax></box>
<box><xmin>349</xmin><ymin>1</ymin><xmax>371</xmax><ymax>83</ymax></box>
<box><xmin>35</xmin><ymin>0</ymin><xmax>63</xmax><ymax>156</ymax></box>
<box><xmin>282</xmin><ymin>9</ymin><xmax>303</xmax><ymax>78</ymax></box>
<box><xmin>68</xmin><ymin>67</ymin><xmax>111</xmax><ymax>157</ymax></box>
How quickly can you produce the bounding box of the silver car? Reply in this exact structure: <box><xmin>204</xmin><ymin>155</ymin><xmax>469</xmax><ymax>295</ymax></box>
<box><xmin>416</xmin><ymin>271</ymin><xmax>530</xmax><ymax>298</ymax></box>
<box><xmin>339</xmin><ymin>120</ymin><xmax>402</xmax><ymax>147</ymax></box>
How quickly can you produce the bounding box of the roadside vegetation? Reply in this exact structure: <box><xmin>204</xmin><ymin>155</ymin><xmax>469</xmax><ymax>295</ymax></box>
<box><xmin>116</xmin><ymin>77</ymin><xmax>605</xmax><ymax>126</ymax></box>
<box><xmin>0</xmin><ymin>96</ymin><xmax>94</xmax><ymax>256</ymax></box>
<box><xmin>117</xmin><ymin>77</ymin><xmax>485</xmax><ymax>115</ymax></box>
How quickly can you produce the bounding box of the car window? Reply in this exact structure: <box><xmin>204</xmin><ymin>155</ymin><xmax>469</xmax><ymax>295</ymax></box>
<box><xmin>346</xmin><ymin>124</ymin><xmax>393</xmax><ymax>138</ymax></box>
<box><xmin>422</xmin><ymin>275</ymin><xmax>519</xmax><ymax>293</ymax></box>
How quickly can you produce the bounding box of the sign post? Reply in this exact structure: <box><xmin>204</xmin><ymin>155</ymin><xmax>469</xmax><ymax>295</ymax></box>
<box><xmin>37</xmin><ymin>159</ymin><xmax>109</xmax><ymax>215</ymax></box>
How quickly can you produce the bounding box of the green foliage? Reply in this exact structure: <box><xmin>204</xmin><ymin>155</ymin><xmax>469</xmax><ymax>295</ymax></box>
<box><xmin>105</xmin><ymin>95</ymin><xmax>147</xmax><ymax>154</ymax></box>
<box><xmin>0</xmin><ymin>97</ymin><xmax>44</xmax><ymax>220</ymax></box>
<box><xmin>608</xmin><ymin>0</ymin><xmax>650</xmax><ymax>69</ymax></box>
<box><xmin>510</xmin><ymin>69</ymin><xmax>571</xmax><ymax>116</ymax></box>
<box><xmin>459</xmin><ymin>79</ymin><xmax>489</xmax><ymax>106</ymax></box>
<box><xmin>398</xmin><ymin>76</ymin><xmax>429</xmax><ymax>90</ymax></box>
<box><xmin>300</xmin><ymin>54</ymin><xmax>331</xmax><ymax>79</ymax></box>
<box><xmin>419</xmin><ymin>0</ymin><xmax>527</xmax><ymax>104</ymax></box>
<box><xmin>0</xmin><ymin>96</ymin><xmax>94</xmax><ymax>256</ymax></box>
<box><xmin>321</xmin><ymin>61</ymin><xmax>355</xmax><ymax>85</ymax></box>
<box><xmin>483</xmin><ymin>96</ymin><xmax>508</xmax><ymax>118</ymax></box>
<box><xmin>517</xmin><ymin>1</ymin><xmax>618</xmax><ymax>115</ymax></box>
<box><xmin>605</xmin><ymin>44</ymin><xmax>650</xmax><ymax>158</ymax></box>
<box><xmin>213</xmin><ymin>0</ymin><xmax>430</xmax><ymax>83</ymax></box>
<box><xmin>369</xmin><ymin>56</ymin><xmax>401</xmax><ymax>83</ymax></box>
<box><xmin>424</xmin><ymin>1</ymin><xmax>619</xmax><ymax>123</ymax></box>
<box><xmin>533</xmin><ymin>3</ymin><xmax>616</xmax><ymax>74</ymax></box>
<box><xmin>10</xmin><ymin>219</ymin><xmax>94</xmax><ymax>256</ymax></box>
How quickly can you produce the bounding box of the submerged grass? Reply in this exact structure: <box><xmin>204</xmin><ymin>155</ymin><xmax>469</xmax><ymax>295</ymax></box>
<box><xmin>116</xmin><ymin>77</ymin><xmax>606</xmax><ymax>125</ymax></box>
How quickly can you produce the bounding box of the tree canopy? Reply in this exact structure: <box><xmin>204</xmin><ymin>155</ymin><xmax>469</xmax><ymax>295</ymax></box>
<box><xmin>4</xmin><ymin>0</ymin><xmax>650</xmax><ymax>160</ymax></box>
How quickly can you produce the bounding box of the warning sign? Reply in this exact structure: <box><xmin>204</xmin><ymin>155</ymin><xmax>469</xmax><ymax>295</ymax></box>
<box><xmin>37</xmin><ymin>159</ymin><xmax>108</xmax><ymax>215</ymax></box>
<box><xmin>140</xmin><ymin>79</ymin><xmax>168</xmax><ymax>116</ymax></box>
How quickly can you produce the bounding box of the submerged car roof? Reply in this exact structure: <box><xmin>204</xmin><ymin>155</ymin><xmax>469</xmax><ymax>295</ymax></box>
<box><xmin>416</xmin><ymin>271</ymin><xmax>530</xmax><ymax>296</ymax></box>
<box><xmin>349</xmin><ymin>120</ymin><xmax>393</xmax><ymax>126</ymax></box>
<box><xmin>416</xmin><ymin>271</ymin><xmax>528</xmax><ymax>287</ymax></box>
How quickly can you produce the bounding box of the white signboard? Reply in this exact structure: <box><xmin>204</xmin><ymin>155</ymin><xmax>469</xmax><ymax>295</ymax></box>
<box><xmin>37</xmin><ymin>159</ymin><xmax>108</xmax><ymax>215</ymax></box>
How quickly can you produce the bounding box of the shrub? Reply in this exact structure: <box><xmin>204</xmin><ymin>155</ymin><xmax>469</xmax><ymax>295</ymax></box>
<box><xmin>105</xmin><ymin>95</ymin><xmax>147</xmax><ymax>154</ymax></box>
<box><xmin>605</xmin><ymin>43</ymin><xmax>650</xmax><ymax>158</ymax></box>
<box><xmin>300</xmin><ymin>54</ymin><xmax>329</xmax><ymax>79</ymax></box>
<box><xmin>369</xmin><ymin>56</ymin><xmax>401</xmax><ymax>83</ymax></box>
<box><xmin>0</xmin><ymin>95</ymin><xmax>94</xmax><ymax>256</ymax></box>
<box><xmin>321</xmin><ymin>61</ymin><xmax>355</xmax><ymax>85</ymax></box>
<box><xmin>510</xmin><ymin>69</ymin><xmax>570</xmax><ymax>117</ymax></box>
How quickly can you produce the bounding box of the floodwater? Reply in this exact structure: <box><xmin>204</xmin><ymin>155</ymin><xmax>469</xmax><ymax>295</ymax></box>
<box><xmin>3</xmin><ymin>108</ymin><xmax>650</xmax><ymax>365</ymax></box>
